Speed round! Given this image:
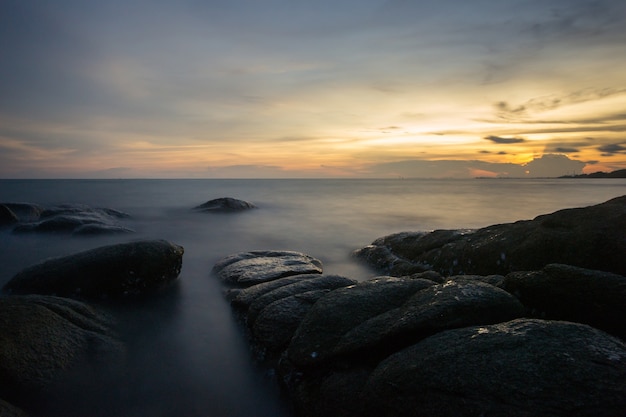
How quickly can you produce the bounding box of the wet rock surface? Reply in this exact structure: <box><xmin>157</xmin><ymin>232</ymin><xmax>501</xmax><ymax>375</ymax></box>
<box><xmin>0</xmin><ymin>295</ymin><xmax>125</xmax><ymax>413</ymax></box>
<box><xmin>362</xmin><ymin>319</ymin><xmax>626</xmax><ymax>417</ymax></box>
<box><xmin>354</xmin><ymin>195</ymin><xmax>626</xmax><ymax>277</ymax></box>
<box><xmin>2</xmin><ymin>202</ymin><xmax>133</xmax><ymax>235</ymax></box>
<box><xmin>3</xmin><ymin>240</ymin><xmax>184</xmax><ymax>300</ymax></box>
<box><xmin>503</xmin><ymin>263</ymin><xmax>626</xmax><ymax>339</ymax></box>
<box><xmin>213</xmin><ymin>250</ymin><xmax>323</xmax><ymax>286</ymax></box>
<box><xmin>193</xmin><ymin>197</ymin><xmax>257</xmax><ymax>212</ymax></box>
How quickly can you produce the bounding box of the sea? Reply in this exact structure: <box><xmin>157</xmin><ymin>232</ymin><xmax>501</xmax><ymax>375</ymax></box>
<box><xmin>1</xmin><ymin>178</ymin><xmax>625</xmax><ymax>417</ymax></box>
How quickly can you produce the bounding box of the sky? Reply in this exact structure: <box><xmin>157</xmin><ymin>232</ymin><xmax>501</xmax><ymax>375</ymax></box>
<box><xmin>1</xmin><ymin>0</ymin><xmax>625</xmax><ymax>178</ymax></box>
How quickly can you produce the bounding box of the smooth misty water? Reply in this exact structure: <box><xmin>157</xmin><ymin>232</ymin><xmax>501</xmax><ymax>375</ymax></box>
<box><xmin>1</xmin><ymin>178</ymin><xmax>625</xmax><ymax>417</ymax></box>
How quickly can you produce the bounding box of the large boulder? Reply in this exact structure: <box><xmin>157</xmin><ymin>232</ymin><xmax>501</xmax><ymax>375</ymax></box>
<box><xmin>503</xmin><ymin>263</ymin><xmax>626</xmax><ymax>340</ymax></box>
<box><xmin>362</xmin><ymin>319</ymin><xmax>626</xmax><ymax>417</ymax></box>
<box><xmin>243</xmin><ymin>275</ymin><xmax>356</xmax><ymax>356</ymax></box>
<box><xmin>10</xmin><ymin>204</ymin><xmax>133</xmax><ymax>235</ymax></box>
<box><xmin>0</xmin><ymin>295</ymin><xmax>125</xmax><ymax>410</ymax></box>
<box><xmin>213</xmin><ymin>250</ymin><xmax>323</xmax><ymax>286</ymax></box>
<box><xmin>193</xmin><ymin>197</ymin><xmax>257</xmax><ymax>212</ymax></box>
<box><xmin>3</xmin><ymin>240</ymin><xmax>184</xmax><ymax>300</ymax></box>
<box><xmin>286</xmin><ymin>277</ymin><xmax>436</xmax><ymax>368</ymax></box>
<box><xmin>328</xmin><ymin>280</ymin><xmax>525</xmax><ymax>361</ymax></box>
<box><xmin>354</xmin><ymin>195</ymin><xmax>626</xmax><ymax>277</ymax></box>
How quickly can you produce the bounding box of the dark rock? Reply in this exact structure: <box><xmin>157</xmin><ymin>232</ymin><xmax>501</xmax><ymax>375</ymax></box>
<box><xmin>503</xmin><ymin>263</ymin><xmax>626</xmax><ymax>340</ymax></box>
<box><xmin>0</xmin><ymin>205</ymin><xmax>19</xmax><ymax>227</ymax></box>
<box><xmin>0</xmin><ymin>202</ymin><xmax>44</xmax><ymax>222</ymax></box>
<box><xmin>0</xmin><ymin>295</ymin><xmax>125</xmax><ymax>407</ymax></box>
<box><xmin>449</xmin><ymin>273</ymin><xmax>506</xmax><ymax>287</ymax></box>
<box><xmin>12</xmin><ymin>204</ymin><xmax>133</xmax><ymax>235</ymax></box>
<box><xmin>362</xmin><ymin>319</ymin><xmax>626</xmax><ymax>417</ymax></box>
<box><xmin>253</xmin><ymin>289</ymin><xmax>332</xmax><ymax>355</ymax></box>
<box><xmin>213</xmin><ymin>250</ymin><xmax>323</xmax><ymax>286</ymax></box>
<box><xmin>355</xmin><ymin>195</ymin><xmax>626</xmax><ymax>276</ymax></box>
<box><xmin>0</xmin><ymin>398</ymin><xmax>29</xmax><ymax>417</ymax></box>
<box><xmin>329</xmin><ymin>280</ymin><xmax>525</xmax><ymax>361</ymax></box>
<box><xmin>3</xmin><ymin>240</ymin><xmax>184</xmax><ymax>300</ymax></box>
<box><xmin>244</xmin><ymin>275</ymin><xmax>356</xmax><ymax>355</ymax></box>
<box><xmin>194</xmin><ymin>197</ymin><xmax>257</xmax><ymax>212</ymax></box>
<box><xmin>246</xmin><ymin>275</ymin><xmax>356</xmax><ymax>326</ymax></box>
<box><xmin>286</xmin><ymin>277</ymin><xmax>436</xmax><ymax>368</ymax></box>
<box><xmin>228</xmin><ymin>273</ymin><xmax>325</xmax><ymax>307</ymax></box>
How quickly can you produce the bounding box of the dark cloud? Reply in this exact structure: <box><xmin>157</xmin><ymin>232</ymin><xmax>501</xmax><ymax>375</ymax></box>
<box><xmin>598</xmin><ymin>143</ymin><xmax>626</xmax><ymax>156</ymax></box>
<box><xmin>485</xmin><ymin>135</ymin><xmax>525</xmax><ymax>144</ymax></box>
<box><xmin>553</xmin><ymin>147</ymin><xmax>580</xmax><ymax>153</ymax></box>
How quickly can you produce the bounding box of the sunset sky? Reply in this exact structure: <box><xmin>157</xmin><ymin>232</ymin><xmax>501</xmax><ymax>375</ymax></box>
<box><xmin>1</xmin><ymin>0</ymin><xmax>625</xmax><ymax>178</ymax></box>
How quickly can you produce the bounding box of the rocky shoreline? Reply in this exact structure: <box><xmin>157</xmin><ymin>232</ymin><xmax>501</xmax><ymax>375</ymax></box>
<box><xmin>1</xmin><ymin>196</ymin><xmax>625</xmax><ymax>416</ymax></box>
<box><xmin>215</xmin><ymin>196</ymin><xmax>626</xmax><ymax>417</ymax></box>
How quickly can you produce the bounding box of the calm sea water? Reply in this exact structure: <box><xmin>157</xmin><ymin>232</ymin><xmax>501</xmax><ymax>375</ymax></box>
<box><xmin>1</xmin><ymin>178</ymin><xmax>625</xmax><ymax>416</ymax></box>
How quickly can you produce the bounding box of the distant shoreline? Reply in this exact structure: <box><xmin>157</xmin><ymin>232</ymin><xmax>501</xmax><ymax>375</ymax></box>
<box><xmin>475</xmin><ymin>168</ymin><xmax>626</xmax><ymax>180</ymax></box>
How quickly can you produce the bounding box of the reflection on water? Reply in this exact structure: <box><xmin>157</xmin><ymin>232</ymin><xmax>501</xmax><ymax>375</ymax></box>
<box><xmin>0</xmin><ymin>178</ymin><xmax>624</xmax><ymax>416</ymax></box>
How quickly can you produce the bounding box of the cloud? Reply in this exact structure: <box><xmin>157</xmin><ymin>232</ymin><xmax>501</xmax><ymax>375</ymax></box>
<box><xmin>553</xmin><ymin>147</ymin><xmax>580</xmax><ymax>153</ymax></box>
<box><xmin>484</xmin><ymin>135</ymin><xmax>525</xmax><ymax>144</ymax></box>
<box><xmin>366</xmin><ymin>154</ymin><xmax>586</xmax><ymax>178</ymax></box>
<box><xmin>598</xmin><ymin>143</ymin><xmax>626</xmax><ymax>156</ymax></box>
<box><xmin>492</xmin><ymin>88</ymin><xmax>626</xmax><ymax>121</ymax></box>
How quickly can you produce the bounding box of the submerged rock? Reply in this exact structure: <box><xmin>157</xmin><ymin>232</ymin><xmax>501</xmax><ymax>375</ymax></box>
<box><xmin>10</xmin><ymin>203</ymin><xmax>133</xmax><ymax>235</ymax></box>
<box><xmin>213</xmin><ymin>250</ymin><xmax>323</xmax><ymax>286</ymax></box>
<box><xmin>0</xmin><ymin>295</ymin><xmax>125</xmax><ymax>410</ymax></box>
<box><xmin>355</xmin><ymin>195</ymin><xmax>626</xmax><ymax>277</ymax></box>
<box><xmin>362</xmin><ymin>319</ymin><xmax>626</xmax><ymax>417</ymax></box>
<box><xmin>194</xmin><ymin>197</ymin><xmax>257</xmax><ymax>212</ymax></box>
<box><xmin>0</xmin><ymin>205</ymin><xmax>19</xmax><ymax>227</ymax></box>
<box><xmin>504</xmin><ymin>263</ymin><xmax>626</xmax><ymax>339</ymax></box>
<box><xmin>3</xmin><ymin>240</ymin><xmax>184</xmax><ymax>300</ymax></box>
<box><xmin>0</xmin><ymin>202</ymin><xmax>44</xmax><ymax>222</ymax></box>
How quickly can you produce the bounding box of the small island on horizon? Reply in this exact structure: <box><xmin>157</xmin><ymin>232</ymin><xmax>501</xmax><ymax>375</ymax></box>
<box><xmin>559</xmin><ymin>168</ymin><xmax>626</xmax><ymax>179</ymax></box>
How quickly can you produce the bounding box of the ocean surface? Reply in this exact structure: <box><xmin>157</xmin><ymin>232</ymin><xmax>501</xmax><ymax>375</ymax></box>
<box><xmin>1</xmin><ymin>178</ymin><xmax>625</xmax><ymax>416</ymax></box>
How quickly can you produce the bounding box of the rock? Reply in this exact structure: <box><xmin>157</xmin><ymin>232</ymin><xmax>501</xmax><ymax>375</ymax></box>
<box><xmin>244</xmin><ymin>275</ymin><xmax>356</xmax><ymax>355</ymax></box>
<box><xmin>362</xmin><ymin>319</ymin><xmax>626</xmax><ymax>417</ymax></box>
<box><xmin>12</xmin><ymin>204</ymin><xmax>133</xmax><ymax>235</ymax></box>
<box><xmin>0</xmin><ymin>295</ymin><xmax>124</xmax><ymax>409</ymax></box>
<box><xmin>213</xmin><ymin>250</ymin><xmax>323</xmax><ymax>286</ymax></box>
<box><xmin>355</xmin><ymin>195</ymin><xmax>626</xmax><ymax>276</ymax></box>
<box><xmin>246</xmin><ymin>274</ymin><xmax>356</xmax><ymax>326</ymax></box>
<box><xmin>3</xmin><ymin>240</ymin><xmax>184</xmax><ymax>300</ymax></box>
<box><xmin>253</xmin><ymin>289</ymin><xmax>333</xmax><ymax>355</ymax></box>
<box><xmin>286</xmin><ymin>277</ymin><xmax>436</xmax><ymax>368</ymax></box>
<box><xmin>503</xmin><ymin>263</ymin><xmax>626</xmax><ymax>340</ymax></box>
<box><xmin>228</xmin><ymin>274</ymin><xmax>325</xmax><ymax>307</ymax></box>
<box><xmin>0</xmin><ymin>399</ymin><xmax>29</xmax><ymax>417</ymax></box>
<box><xmin>0</xmin><ymin>205</ymin><xmax>19</xmax><ymax>227</ymax></box>
<box><xmin>329</xmin><ymin>280</ymin><xmax>525</xmax><ymax>361</ymax></box>
<box><xmin>0</xmin><ymin>202</ymin><xmax>44</xmax><ymax>222</ymax></box>
<box><xmin>193</xmin><ymin>197</ymin><xmax>257</xmax><ymax>212</ymax></box>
